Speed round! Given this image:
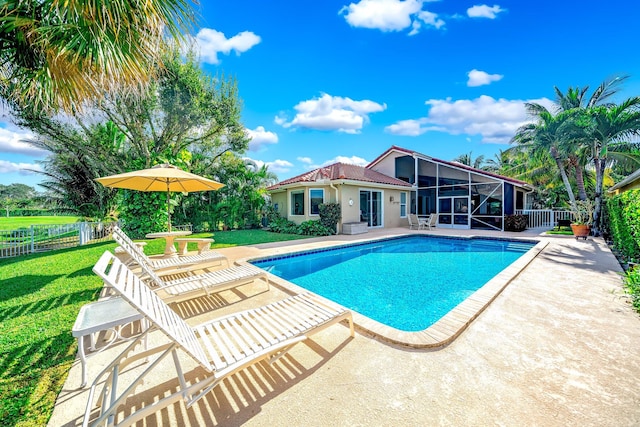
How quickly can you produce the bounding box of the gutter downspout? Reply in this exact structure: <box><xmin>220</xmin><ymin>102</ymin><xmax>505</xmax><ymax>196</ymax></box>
<box><xmin>329</xmin><ymin>181</ymin><xmax>340</xmax><ymax>234</ymax></box>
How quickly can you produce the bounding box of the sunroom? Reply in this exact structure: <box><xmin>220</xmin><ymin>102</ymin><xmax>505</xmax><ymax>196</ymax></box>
<box><xmin>367</xmin><ymin>146</ymin><xmax>535</xmax><ymax>231</ymax></box>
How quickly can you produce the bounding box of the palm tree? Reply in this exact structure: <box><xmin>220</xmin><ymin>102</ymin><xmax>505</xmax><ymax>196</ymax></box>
<box><xmin>582</xmin><ymin>99</ymin><xmax>640</xmax><ymax>234</ymax></box>
<box><xmin>512</xmin><ymin>105</ymin><xmax>579</xmax><ymax>210</ymax></box>
<box><xmin>452</xmin><ymin>152</ymin><xmax>486</xmax><ymax>169</ymax></box>
<box><xmin>552</xmin><ymin>77</ymin><xmax>629</xmax><ymax>203</ymax></box>
<box><xmin>0</xmin><ymin>0</ymin><xmax>195</xmax><ymax>112</ymax></box>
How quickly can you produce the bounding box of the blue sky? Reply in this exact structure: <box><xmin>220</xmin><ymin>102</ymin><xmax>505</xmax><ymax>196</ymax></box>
<box><xmin>2</xmin><ymin>0</ymin><xmax>640</xmax><ymax>189</ymax></box>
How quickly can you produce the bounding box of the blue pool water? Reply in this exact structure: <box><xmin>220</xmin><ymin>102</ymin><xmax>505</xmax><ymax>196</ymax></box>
<box><xmin>251</xmin><ymin>235</ymin><xmax>536</xmax><ymax>332</ymax></box>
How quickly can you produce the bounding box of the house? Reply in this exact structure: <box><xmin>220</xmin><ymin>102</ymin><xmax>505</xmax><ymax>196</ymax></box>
<box><xmin>267</xmin><ymin>162</ymin><xmax>413</xmax><ymax>231</ymax></box>
<box><xmin>607</xmin><ymin>168</ymin><xmax>640</xmax><ymax>195</ymax></box>
<box><xmin>267</xmin><ymin>146</ymin><xmax>535</xmax><ymax>233</ymax></box>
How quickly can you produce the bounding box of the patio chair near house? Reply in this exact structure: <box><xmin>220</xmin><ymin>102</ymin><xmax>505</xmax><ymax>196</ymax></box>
<box><xmin>408</xmin><ymin>214</ymin><xmax>426</xmax><ymax>230</ymax></box>
<box><xmin>425</xmin><ymin>214</ymin><xmax>438</xmax><ymax>230</ymax></box>
<box><xmin>113</xmin><ymin>225</ymin><xmax>228</xmax><ymax>272</ymax></box>
<box><xmin>85</xmin><ymin>251</ymin><xmax>354</xmax><ymax>427</ymax></box>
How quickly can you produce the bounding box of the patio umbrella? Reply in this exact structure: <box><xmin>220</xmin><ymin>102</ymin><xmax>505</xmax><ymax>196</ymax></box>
<box><xmin>96</xmin><ymin>164</ymin><xmax>224</xmax><ymax>231</ymax></box>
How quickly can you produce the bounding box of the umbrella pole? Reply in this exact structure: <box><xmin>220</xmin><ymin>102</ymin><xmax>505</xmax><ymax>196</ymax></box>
<box><xmin>167</xmin><ymin>187</ymin><xmax>171</xmax><ymax>232</ymax></box>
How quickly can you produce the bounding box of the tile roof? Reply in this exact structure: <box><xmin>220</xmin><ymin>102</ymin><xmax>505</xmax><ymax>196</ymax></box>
<box><xmin>267</xmin><ymin>162</ymin><xmax>412</xmax><ymax>190</ymax></box>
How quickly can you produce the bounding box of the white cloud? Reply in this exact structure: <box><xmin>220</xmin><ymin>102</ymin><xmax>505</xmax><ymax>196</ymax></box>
<box><xmin>246</xmin><ymin>126</ymin><xmax>278</xmax><ymax>151</ymax></box>
<box><xmin>250</xmin><ymin>158</ymin><xmax>294</xmax><ymax>174</ymax></box>
<box><xmin>340</xmin><ymin>0</ymin><xmax>444</xmax><ymax>34</ymax></box>
<box><xmin>264</xmin><ymin>159</ymin><xmax>294</xmax><ymax>174</ymax></box>
<box><xmin>467</xmin><ymin>69</ymin><xmax>503</xmax><ymax>87</ymax></box>
<box><xmin>0</xmin><ymin>160</ymin><xmax>42</xmax><ymax>174</ymax></box>
<box><xmin>0</xmin><ymin>126</ymin><xmax>47</xmax><ymax>157</ymax></box>
<box><xmin>328</xmin><ymin>155</ymin><xmax>369</xmax><ymax>166</ymax></box>
<box><xmin>385</xmin><ymin>95</ymin><xmax>554</xmax><ymax>144</ymax></box>
<box><xmin>193</xmin><ymin>28</ymin><xmax>261</xmax><ymax>64</ymax></box>
<box><xmin>385</xmin><ymin>119</ymin><xmax>430</xmax><ymax>136</ymax></box>
<box><xmin>312</xmin><ymin>155</ymin><xmax>369</xmax><ymax>169</ymax></box>
<box><xmin>276</xmin><ymin>93</ymin><xmax>386</xmax><ymax>133</ymax></box>
<box><xmin>297</xmin><ymin>156</ymin><xmax>313</xmax><ymax>164</ymax></box>
<box><xmin>467</xmin><ymin>4</ymin><xmax>505</xmax><ymax>19</ymax></box>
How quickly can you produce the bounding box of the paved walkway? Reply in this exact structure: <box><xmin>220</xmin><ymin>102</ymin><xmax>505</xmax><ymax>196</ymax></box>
<box><xmin>49</xmin><ymin>228</ymin><xmax>640</xmax><ymax>426</ymax></box>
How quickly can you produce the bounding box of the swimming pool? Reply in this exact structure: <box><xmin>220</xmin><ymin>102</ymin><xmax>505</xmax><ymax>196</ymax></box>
<box><xmin>251</xmin><ymin>235</ymin><xmax>537</xmax><ymax>333</ymax></box>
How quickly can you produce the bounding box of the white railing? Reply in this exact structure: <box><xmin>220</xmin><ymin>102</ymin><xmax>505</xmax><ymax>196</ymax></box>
<box><xmin>516</xmin><ymin>209</ymin><xmax>573</xmax><ymax>229</ymax></box>
<box><xmin>0</xmin><ymin>222</ymin><xmax>118</xmax><ymax>258</ymax></box>
<box><xmin>0</xmin><ymin>222</ymin><xmax>194</xmax><ymax>258</ymax></box>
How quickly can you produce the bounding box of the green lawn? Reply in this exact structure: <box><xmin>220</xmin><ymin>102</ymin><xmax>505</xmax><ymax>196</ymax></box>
<box><xmin>0</xmin><ymin>229</ymin><xmax>310</xmax><ymax>427</ymax></box>
<box><xmin>0</xmin><ymin>216</ymin><xmax>82</xmax><ymax>230</ymax></box>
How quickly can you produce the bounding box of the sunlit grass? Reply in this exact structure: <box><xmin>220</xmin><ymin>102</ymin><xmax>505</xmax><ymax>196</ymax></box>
<box><xmin>0</xmin><ymin>216</ymin><xmax>82</xmax><ymax>230</ymax></box>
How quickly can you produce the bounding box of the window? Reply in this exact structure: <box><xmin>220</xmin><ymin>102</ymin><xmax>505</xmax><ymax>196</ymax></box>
<box><xmin>400</xmin><ymin>192</ymin><xmax>407</xmax><ymax>217</ymax></box>
<box><xmin>291</xmin><ymin>191</ymin><xmax>304</xmax><ymax>215</ymax></box>
<box><xmin>310</xmin><ymin>189</ymin><xmax>324</xmax><ymax>215</ymax></box>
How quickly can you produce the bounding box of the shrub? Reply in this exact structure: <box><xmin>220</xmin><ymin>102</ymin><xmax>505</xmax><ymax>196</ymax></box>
<box><xmin>268</xmin><ymin>216</ymin><xmax>299</xmax><ymax>234</ymax></box>
<box><xmin>624</xmin><ymin>265</ymin><xmax>640</xmax><ymax>312</ymax></box>
<box><xmin>318</xmin><ymin>202</ymin><xmax>341</xmax><ymax>234</ymax></box>
<box><xmin>607</xmin><ymin>190</ymin><xmax>640</xmax><ymax>261</ymax></box>
<box><xmin>504</xmin><ymin>214</ymin><xmax>528</xmax><ymax>232</ymax></box>
<box><xmin>298</xmin><ymin>220</ymin><xmax>333</xmax><ymax>236</ymax></box>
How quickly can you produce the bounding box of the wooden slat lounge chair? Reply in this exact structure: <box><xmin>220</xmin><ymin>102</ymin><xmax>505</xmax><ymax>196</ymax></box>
<box><xmin>112</xmin><ymin>225</ymin><xmax>228</xmax><ymax>272</ymax></box>
<box><xmin>85</xmin><ymin>251</ymin><xmax>354</xmax><ymax>427</ymax></box>
<box><xmin>114</xmin><ymin>227</ymin><xmax>268</xmax><ymax>303</ymax></box>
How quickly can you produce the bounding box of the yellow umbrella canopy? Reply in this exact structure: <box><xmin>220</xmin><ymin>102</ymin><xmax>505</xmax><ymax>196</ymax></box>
<box><xmin>96</xmin><ymin>164</ymin><xmax>224</xmax><ymax>231</ymax></box>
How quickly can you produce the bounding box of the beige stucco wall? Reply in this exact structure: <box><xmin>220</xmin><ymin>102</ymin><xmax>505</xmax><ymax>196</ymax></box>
<box><xmin>369</xmin><ymin>151</ymin><xmax>406</xmax><ymax>177</ymax></box>
<box><xmin>269</xmin><ymin>183</ymin><xmax>410</xmax><ymax>232</ymax></box>
<box><xmin>271</xmin><ymin>185</ymin><xmax>336</xmax><ymax>225</ymax></box>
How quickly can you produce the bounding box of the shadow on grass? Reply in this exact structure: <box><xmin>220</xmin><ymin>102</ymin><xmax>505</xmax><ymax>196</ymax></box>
<box><xmin>0</xmin><ymin>274</ymin><xmax>64</xmax><ymax>300</ymax></box>
<box><xmin>0</xmin><ymin>332</ymin><xmax>76</xmax><ymax>427</ymax></box>
<box><xmin>0</xmin><ymin>287</ymin><xmax>101</xmax><ymax>322</ymax></box>
<box><xmin>0</xmin><ymin>240</ymin><xmax>116</xmax><ymax>268</ymax></box>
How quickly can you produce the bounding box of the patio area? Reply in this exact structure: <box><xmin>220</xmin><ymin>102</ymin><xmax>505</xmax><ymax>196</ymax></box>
<box><xmin>49</xmin><ymin>227</ymin><xmax>640</xmax><ymax>426</ymax></box>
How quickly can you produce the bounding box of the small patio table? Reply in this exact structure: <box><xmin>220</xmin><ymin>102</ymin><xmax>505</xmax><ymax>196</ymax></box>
<box><xmin>145</xmin><ymin>230</ymin><xmax>192</xmax><ymax>258</ymax></box>
<box><xmin>72</xmin><ymin>297</ymin><xmax>146</xmax><ymax>388</ymax></box>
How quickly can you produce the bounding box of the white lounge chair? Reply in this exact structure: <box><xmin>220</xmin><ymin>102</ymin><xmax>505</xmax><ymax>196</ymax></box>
<box><xmin>115</xmin><ymin>227</ymin><xmax>268</xmax><ymax>303</ymax></box>
<box><xmin>112</xmin><ymin>225</ymin><xmax>228</xmax><ymax>272</ymax></box>
<box><xmin>85</xmin><ymin>251</ymin><xmax>354</xmax><ymax>426</ymax></box>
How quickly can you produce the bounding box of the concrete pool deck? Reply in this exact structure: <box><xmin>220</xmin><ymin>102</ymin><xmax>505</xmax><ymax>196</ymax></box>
<box><xmin>49</xmin><ymin>228</ymin><xmax>640</xmax><ymax>426</ymax></box>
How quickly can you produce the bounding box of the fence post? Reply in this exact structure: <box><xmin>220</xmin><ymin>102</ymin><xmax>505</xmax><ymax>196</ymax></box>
<box><xmin>79</xmin><ymin>222</ymin><xmax>87</xmax><ymax>245</ymax></box>
<box><xmin>30</xmin><ymin>225</ymin><xmax>35</xmax><ymax>254</ymax></box>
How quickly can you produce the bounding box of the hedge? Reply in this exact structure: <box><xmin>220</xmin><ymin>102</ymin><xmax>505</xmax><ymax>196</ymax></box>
<box><xmin>606</xmin><ymin>190</ymin><xmax>640</xmax><ymax>262</ymax></box>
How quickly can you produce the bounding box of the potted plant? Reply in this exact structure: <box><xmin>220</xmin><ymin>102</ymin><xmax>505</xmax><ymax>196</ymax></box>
<box><xmin>570</xmin><ymin>200</ymin><xmax>594</xmax><ymax>240</ymax></box>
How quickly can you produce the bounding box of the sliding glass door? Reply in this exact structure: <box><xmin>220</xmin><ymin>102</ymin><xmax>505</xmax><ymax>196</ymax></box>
<box><xmin>359</xmin><ymin>190</ymin><xmax>383</xmax><ymax>227</ymax></box>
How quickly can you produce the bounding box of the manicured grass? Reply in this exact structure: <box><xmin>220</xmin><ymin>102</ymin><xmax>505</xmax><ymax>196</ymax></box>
<box><xmin>0</xmin><ymin>216</ymin><xmax>82</xmax><ymax>230</ymax></box>
<box><xmin>0</xmin><ymin>228</ymin><xmax>311</xmax><ymax>426</ymax></box>
<box><xmin>546</xmin><ymin>227</ymin><xmax>574</xmax><ymax>236</ymax></box>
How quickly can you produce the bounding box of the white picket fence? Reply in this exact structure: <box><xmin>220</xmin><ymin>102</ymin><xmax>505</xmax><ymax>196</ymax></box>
<box><xmin>516</xmin><ymin>209</ymin><xmax>574</xmax><ymax>229</ymax></box>
<box><xmin>0</xmin><ymin>222</ymin><xmax>117</xmax><ymax>258</ymax></box>
<box><xmin>0</xmin><ymin>221</ymin><xmax>193</xmax><ymax>259</ymax></box>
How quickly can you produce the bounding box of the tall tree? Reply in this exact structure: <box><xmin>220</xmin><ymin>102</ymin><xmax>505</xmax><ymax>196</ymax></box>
<box><xmin>512</xmin><ymin>105</ymin><xmax>579</xmax><ymax>210</ymax></box>
<box><xmin>452</xmin><ymin>152</ymin><xmax>486</xmax><ymax>169</ymax></box>
<box><xmin>0</xmin><ymin>0</ymin><xmax>195</xmax><ymax>112</ymax></box>
<box><xmin>581</xmin><ymin>99</ymin><xmax>640</xmax><ymax>234</ymax></box>
<box><xmin>13</xmin><ymin>48</ymin><xmax>250</xmax><ymax>231</ymax></box>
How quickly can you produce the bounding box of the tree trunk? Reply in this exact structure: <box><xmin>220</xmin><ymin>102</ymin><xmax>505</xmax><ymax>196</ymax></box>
<box><xmin>551</xmin><ymin>147</ymin><xmax>577</xmax><ymax>211</ymax></box>
<box><xmin>592</xmin><ymin>157</ymin><xmax>606</xmax><ymax>236</ymax></box>
<box><xmin>571</xmin><ymin>156</ymin><xmax>588</xmax><ymax>201</ymax></box>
